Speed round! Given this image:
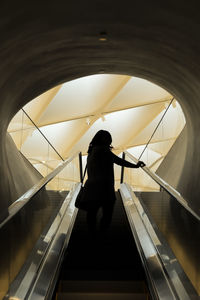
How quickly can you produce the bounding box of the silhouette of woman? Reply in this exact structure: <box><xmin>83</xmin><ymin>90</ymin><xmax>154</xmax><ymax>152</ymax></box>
<box><xmin>84</xmin><ymin>130</ymin><xmax>145</xmax><ymax>235</ymax></box>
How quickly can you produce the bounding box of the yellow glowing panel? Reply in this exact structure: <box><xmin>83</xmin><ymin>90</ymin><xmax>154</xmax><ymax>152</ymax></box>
<box><xmin>70</xmin><ymin>102</ymin><xmax>164</xmax><ymax>155</ymax></box>
<box><xmin>106</xmin><ymin>76</ymin><xmax>171</xmax><ymax>112</ymax></box>
<box><xmin>38</xmin><ymin>74</ymin><xmax>130</xmax><ymax>126</ymax></box>
<box><xmin>129</xmin><ymin>102</ymin><xmax>185</xmax><ymax>147</ymax></box>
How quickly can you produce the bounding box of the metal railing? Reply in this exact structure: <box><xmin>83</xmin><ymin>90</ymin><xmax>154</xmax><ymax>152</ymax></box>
<box><xmin>122</xmin><ymin>150</ymin><xmax>200</xmax><ymax>222</ymax></box>
<box><xmin>0</xmin><ymin>151</ymin><xmax>82</xmax><ymax>230</ymax></box>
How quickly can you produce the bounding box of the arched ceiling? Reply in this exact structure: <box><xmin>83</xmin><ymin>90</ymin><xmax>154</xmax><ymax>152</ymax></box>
<box><xmin>8</xmin><ymin>74</ymin><xmax>185</xmax><ymax>175</ymax></box>
<box><xmin>0</xmin><ymin>0</ymin><xmax>200</xmax><ymax>216</ymax></box>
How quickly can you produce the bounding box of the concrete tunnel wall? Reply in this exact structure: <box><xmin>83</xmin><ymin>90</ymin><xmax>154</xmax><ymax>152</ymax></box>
<box><xmin>0</xmin><ymin>1</ymin><xmax>200</xmax><ymax>218</ymax></box>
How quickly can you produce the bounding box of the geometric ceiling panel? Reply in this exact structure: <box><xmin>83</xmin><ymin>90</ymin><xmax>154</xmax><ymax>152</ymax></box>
<box><xmin>39</xmin><ymin>118</ymin><xmax>88</xmax><ymax>156</ymax></box>
<box><xmin>37</xmin><ymin>74</ymin><xmax>130</xmax><ymax>126</ymax></box>
<box><xmin>8</xmin><ymin>109</ymin><xmax>34</xmax><ymax>133</ymax></box>
<box><xmin>21</xmin><ymin>127</ymin><xmax>61</xmax><ymax>161</ymax></box>
<box><xmin>128</xmin><ymin>101</ymin><xmax>185</xmax><ymax>148</ymax></box>
<box><xmin>69</xmin><ymin>101</ymin><xmax>165</xmax><ymax>156</ymax></box>
<box><xmin>106</xmin><ymin>76</ymin><xmax>171</xmax><ymax>113</ymax></box>
<box><xmin>148</xmin><ymin>139</ymin><xmax>175</xmax><ymax>156</ymax></box>
<box><xmin>8</xmin><ymin>74</ymin><xmax>186</xmax><ymax>181</ymax></box>
<box><xmin>8</xmin><ymin>85</ymin><xmax>62</xmax><ymax>132</ymax></box>
<box><xmin>21</xmin><ymin>118</ymin><xmax>85</xmax><ymax>161</ymax></box>
<box><xmin>23</xmin><ymin>85</ymin><xmax>62</xmax><ymax>121</ymax></box>
<box><xmin>8</xmin><ymin>109</ymin><xmax>25</xmax><ymax>132</ymax></box>
<box><xmin>127</xmin><ymin>145</ymin><xmax>161</xmax><ymax>166</ymax></box>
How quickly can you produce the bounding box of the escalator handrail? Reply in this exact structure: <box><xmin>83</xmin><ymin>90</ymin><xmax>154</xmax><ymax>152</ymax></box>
<box><xmin>0</xmin><ymin>152</ymin><xmax>79</xmax><ymax>230</ymax></box>
<box><xmin>124</xmin><ymin>150</ymin><xmax>200</xmax><ymax>222</ymax></box>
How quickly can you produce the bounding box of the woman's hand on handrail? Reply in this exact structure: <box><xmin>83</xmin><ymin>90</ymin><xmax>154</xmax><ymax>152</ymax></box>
<box><xmin>137</xmin><ymin>161</ymin><xmax>146</xmax><ymax>168</ymax></box>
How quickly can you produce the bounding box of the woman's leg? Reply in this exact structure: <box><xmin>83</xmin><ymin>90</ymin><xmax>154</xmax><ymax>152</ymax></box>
<box><xmin>86</xmin><ymin>205</ymin><xmax>100</xmax><ymax>235</ymax></box>
<box><xmin>100</xmin><ymin>200</ymin><xmax>115</xmax><ymax>232</ymax></box>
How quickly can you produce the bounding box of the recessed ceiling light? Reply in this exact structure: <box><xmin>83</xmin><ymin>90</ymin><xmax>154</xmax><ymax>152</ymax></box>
<box><xmin>99</xmin><ymin>31</ymin><xmax>108</xmax><ymax>42</ymax></box>
<box><xmin>99</xmin><ymin>37</ymin><xmax>107</xmax><ymax>42</ymax></box>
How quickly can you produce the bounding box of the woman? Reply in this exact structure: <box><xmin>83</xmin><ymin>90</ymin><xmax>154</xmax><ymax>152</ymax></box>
<box><xmin>84</xmin><ymin>130</ymin><xmax>145</xmax><ymax>234</ymax></box>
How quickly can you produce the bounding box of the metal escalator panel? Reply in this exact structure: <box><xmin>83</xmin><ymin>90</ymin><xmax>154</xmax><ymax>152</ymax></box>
<box><xmin>122</xmin><ymin>151</ymin><xmax>200</xmax><ymax>298</ymax></box>
<box><xmin>120</xmin><ymin>184</ymin><xmax>181</xmax><ymax>300</ymax></box>
<box><xmin>0</xmin><ymin>154</ymin><xmax>80</xmax><ymax>300</ymax></box>
<box><xmin>0</xmin><ymin>189</ymin><xmax>65</xmax><ymax>299</ymax></box>
<box><xmin>137</xmin><ymin>189</ymin><xmax>200</xmax><ymax>298</ymax></box>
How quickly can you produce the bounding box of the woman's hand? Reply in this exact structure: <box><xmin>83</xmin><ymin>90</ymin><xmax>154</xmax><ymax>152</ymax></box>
<box><xmin>137</xmin><ymin>161</ymin><xmax>145</xmax><ymax>167</ymax></box>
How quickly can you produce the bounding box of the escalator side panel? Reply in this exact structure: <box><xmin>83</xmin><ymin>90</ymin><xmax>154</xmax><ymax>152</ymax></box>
<box><xmin>139</xmin><ymin>191</ymin><xmax>200</xmax><ymax>296</ymax></box>
<box><xmin>0</xmin><ymin>190</ymin><xmax>65</xmax><ymax>300</ymax></box>
<box><xmin>120</xmin><ymin>184</ymin><xmax>186</xmax><ymax>299</ymax></box>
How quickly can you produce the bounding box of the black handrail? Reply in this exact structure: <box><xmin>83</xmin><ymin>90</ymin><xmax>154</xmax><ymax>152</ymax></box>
<box><xmin>120</xmin><ymin>152</ymin><xmax>126</xmax><ymax>184</ymax></box>
<box><xmin>123</xmin><ymin>151</ymin><xmax>200</xmax><ymax>222</ymax></box>
<box><xmin>79</xmin><ymin>152</ymin><xmax>83</xmax><ymax>183</ymax></box>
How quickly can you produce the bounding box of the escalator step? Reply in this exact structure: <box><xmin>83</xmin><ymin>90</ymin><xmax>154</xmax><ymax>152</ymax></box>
<box><xmin>57</xmin><ymin>292</ymin><xmax>148</xmax><ymax>300</ymax></box>
<box><xmin>55</xmin><ymin>192</ymin><xmax>149</xmax><ymax>299</ymax></box>
<box><xmin>59</xmin><ymin>280</ymin><xmax>146</xmax><ymax>293</ymax></box>
<box><xmin>61</xmin><ymin>192</ymin><xmax>144</xmax><ymax>280</ymax></box>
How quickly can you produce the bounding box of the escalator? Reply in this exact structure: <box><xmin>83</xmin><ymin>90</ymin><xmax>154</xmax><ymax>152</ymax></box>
<box><xmin>1</xmin><ymin>152</ymin><xmax>200</xmax><ymax>300</ymax></box>
<box><xmin>55</xmin><ymin>192</ymin><xmax>150</xmax><ymax>300</ymax></box>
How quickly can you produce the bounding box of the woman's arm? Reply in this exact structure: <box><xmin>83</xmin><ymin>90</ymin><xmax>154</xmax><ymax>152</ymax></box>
<box><xmin>111</xmin><ymin>152</ymin><xmax>145</xmax><ymax>168</ymax></box>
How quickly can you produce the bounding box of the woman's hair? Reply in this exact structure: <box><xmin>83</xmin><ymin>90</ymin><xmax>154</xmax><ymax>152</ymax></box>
<box><xmin>88</xmin><ymin>130</ymin><xmax>112</xmax><ymax>153</ymax></box>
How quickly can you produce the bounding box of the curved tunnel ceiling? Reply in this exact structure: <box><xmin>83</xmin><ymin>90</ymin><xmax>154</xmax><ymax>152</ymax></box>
<box><xmin>0</xmin><ymin>0</ymin><xmax>200</xmax><ymax>214</ymax></box>
<box><xmin>8</xmin><ymin>74</ymin><xmax>185</xmax><ymax>175</ymax></box>
<box><xmin>1</xmin><ymin>1</ymin><xmax>199</xmax><ymax>128</ymax></box>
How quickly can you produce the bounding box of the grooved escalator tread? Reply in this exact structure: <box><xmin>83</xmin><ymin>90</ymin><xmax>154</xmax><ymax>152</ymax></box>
<box><xmin>60</xmin><ymin>191</ymin><xmax>145</xmax><ymax>281</ymax></box>
<box><xmin>59</xmin><ymin>280</ymin><xmax>146</xmax><ymax>293</ymax></box>
<box><xmin>57</xmin><ymin>292</ymin><xmax>148</xmax><ymax>300</ymax></box>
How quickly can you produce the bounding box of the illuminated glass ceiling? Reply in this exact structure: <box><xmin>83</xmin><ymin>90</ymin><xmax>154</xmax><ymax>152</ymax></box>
<box><xmin>8</xmin><ymin>74</ymin><xmax>185</xmax><ymax>178</ymax></box>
